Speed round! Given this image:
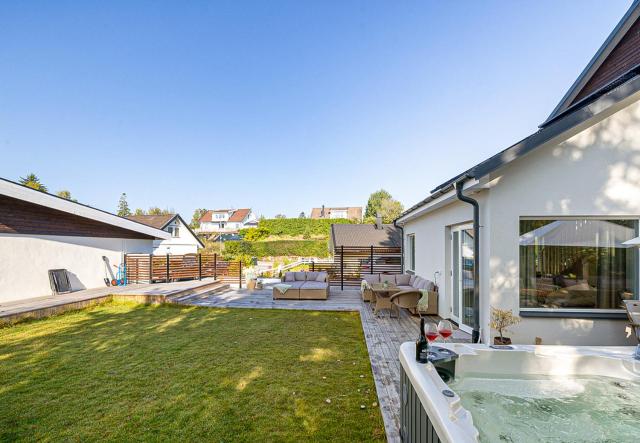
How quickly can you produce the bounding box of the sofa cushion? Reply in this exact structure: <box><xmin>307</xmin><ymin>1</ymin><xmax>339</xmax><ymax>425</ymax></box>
<box><xmin>396</xmin><ymin>274</ymin><xmax>411</xmax><ymax>285</ymax></box>
<box><xmin>415</xmin><ymin>280</ymin><xmax>428</xmax><ymax>290</ymax></box>
<box><xmin>380</xmin><ymin>274</ymin><xmax>395</xmax><ymax>285</ymax></box>
<box><xmin>301</xmin><ymin>281</ymin><xmax>327</xmax><ymax>290</ymax></box>
<box><xmin>397</xmin><ymin>285</ymin><xmax>413</xmax><ymax>291</ymax></box>
<box><xmin>424</xmin><ymin>280</ymin><xmax>435</xmax><ymax>291</ymax></box>
<box><xmin>412</xmin><ymin>276</ymin><xmax>425</xmax><ymax>288</ymax></box>
<box><xmin>409</xmin><ymin>274</ymin><xmax>416</xmax><ymax>285</ymax></box>
<box><xmin>362</xmin><ymin>274</ymin><xmax>380</xmax><ymax>284</ymax></box>
<box><xmin>284</xmin><ymin>272</ymin><xmax>295</xmax><ymax>282</ymax></box>
<box><xmin>306</xmin><ymin>271</ymin><xmax>319</xmax><ymax>281</ymax></box>
<box><xmin>294</xmin><ymin>272</ymin><xmax>307</xmax><ymax>281</ymax></box>
<box><xmin>288</xmin><ymin>281</ymin><xmax>306</xmax><ymax>289</ymax></box>
<box><xmin>316</xmin><ymin>272</ymin><xmax>328</xmax><ymax>282</ymax></box>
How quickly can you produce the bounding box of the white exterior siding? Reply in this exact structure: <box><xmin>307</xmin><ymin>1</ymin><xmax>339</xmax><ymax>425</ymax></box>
<box><xmin>0</xmin><ymin>234</ymin><xmax>153</xmax><ymax>303</ymax></box>
<box><xmin>152</xmin><ymin>218</ymin><xmax>201</xmax><ymax>255</ymax></box>
<box><xmin>401</xmin><ymin>99</ymin><xmax>640</xmax><ymax>346</ymax></box>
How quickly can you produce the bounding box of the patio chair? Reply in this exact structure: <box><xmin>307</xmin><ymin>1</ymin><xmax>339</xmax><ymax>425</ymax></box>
<box><xmin>390</xmin><ymin>289</ymin><xmax>439</xmax><ymax>316</ymax></box>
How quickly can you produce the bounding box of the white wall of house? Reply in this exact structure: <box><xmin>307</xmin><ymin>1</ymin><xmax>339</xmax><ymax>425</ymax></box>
<box><xmin>152</xmin><ymin>218</ymin><xmax>201</xmax><ymax>255</ymax></box>
<box><xmin>401</xmin><ymin>99</ymin><xmax>640</xmax><ymax>346</ymax></box>
<box><xmin>0</xmin><ymin>234</ymin><xmax>153</xmax><ymax>303</ymax></box>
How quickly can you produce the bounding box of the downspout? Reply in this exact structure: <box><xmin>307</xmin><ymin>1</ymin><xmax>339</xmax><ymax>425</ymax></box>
<box><xmin>393</xmin><ymin>219</ymin><xmax>405</xmax><ymax>273</ymax></box>
<box><xmin>455</xmin><ymin>179</ymin><xmax>481</xmax><ymax>344</ymax></box>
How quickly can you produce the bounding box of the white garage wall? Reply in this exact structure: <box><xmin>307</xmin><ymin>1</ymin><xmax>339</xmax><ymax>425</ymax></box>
<box><xmin>0</xmin><ymin>234</ymin><xmax>153</xmax><ymax>303</ymax></box>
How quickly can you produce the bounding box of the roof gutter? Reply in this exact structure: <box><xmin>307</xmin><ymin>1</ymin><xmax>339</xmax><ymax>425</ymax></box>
<box><xmin>393</xmin><ymin>218</ymin><xmax>405</xmax><ymax>273</ymax></box>
<box><xmin>455</xmin><ymin>178</ymin><xmax>481</xmax><ymax>344</ymax></box>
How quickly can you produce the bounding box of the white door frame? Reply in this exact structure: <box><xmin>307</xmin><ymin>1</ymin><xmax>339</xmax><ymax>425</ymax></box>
<box><xmin>451</xmin><ymin>223</ymin><xmax>474</xmax><ymax>334</ymax></box>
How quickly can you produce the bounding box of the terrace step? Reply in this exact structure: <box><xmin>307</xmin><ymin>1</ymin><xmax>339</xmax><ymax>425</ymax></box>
<box><xmin>171</xmin><ymin>283</ymin><xmax>231</xmax><ymax>303</ymax></box>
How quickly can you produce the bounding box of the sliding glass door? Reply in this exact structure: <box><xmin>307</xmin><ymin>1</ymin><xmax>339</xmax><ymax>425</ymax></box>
<box><xmin>452</xmin><ymin>225</ymin><xmax>475</xmax><ymax>332</ymax></box>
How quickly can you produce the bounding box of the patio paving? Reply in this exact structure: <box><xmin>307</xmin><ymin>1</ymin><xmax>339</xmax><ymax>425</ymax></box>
<box><xmin>179</xmin><ymin>285</ymin><xmax>471</xmax><ymax>443</ymax></box>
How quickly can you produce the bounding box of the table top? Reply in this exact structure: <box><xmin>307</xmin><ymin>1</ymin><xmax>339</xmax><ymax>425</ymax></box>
<box><xmin>370</xmin><ymin>283</ymin><xmax>400</xmax><ymax>293</ymax></box>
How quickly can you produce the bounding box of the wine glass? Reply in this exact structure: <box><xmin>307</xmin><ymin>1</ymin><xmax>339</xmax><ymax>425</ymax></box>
<box><xmin>437</xmin><ymin>320</ymin><xmax>453</xmax><ymax>343</ymax></box>
<box><xmin>424</xmin><ymin>322</ymin><xmax>439</xmax><ymax>344</ymax></box>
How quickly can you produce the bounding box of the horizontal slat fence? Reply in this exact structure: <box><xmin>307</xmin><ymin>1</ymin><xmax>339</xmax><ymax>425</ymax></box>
<box><xmin>275</xmin><ymin>246</ymin><xmax>403</xmax><ymax>289</ymax></box>
<box><xmin>125</xmin><ymin>253</ymin><xmax>244</xmax><ymax>287</ymax></box>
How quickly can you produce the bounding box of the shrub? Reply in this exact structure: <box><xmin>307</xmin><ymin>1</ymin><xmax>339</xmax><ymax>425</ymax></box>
<box><xmin>223</xmin><ymin>240</ymin><xmax>329</xmax><ymax>258</ymax></box>
<box><xmin>259</xmin><ymin>218</ymin><xmax>354</xmax><ymax>237</ymax></box>
<box><xmin>242</xmin><ymin>227</ymin><xmax>270</xmax><ymax>241</ymax></box>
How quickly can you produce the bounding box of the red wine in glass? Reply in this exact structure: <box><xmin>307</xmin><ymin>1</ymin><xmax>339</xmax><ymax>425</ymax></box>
<box><xmin>424</xmin><ymin>323</ymin><xmax>439</xmax><ymax>343</ymax></box>
<box><xmin>438</xmin><ymin>320</ymin><xmax>453</xmax><ymax>342</ymax></box>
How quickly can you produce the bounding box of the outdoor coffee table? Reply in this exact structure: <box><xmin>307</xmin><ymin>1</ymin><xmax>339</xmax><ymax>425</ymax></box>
<box><xmin>370</xmin><ymin>283</ymin><xmax>401</xmax><ymax>318</ymax></box>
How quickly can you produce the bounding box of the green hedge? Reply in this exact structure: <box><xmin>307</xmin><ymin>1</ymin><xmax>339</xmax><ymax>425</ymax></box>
<box><xmin>259</xmin><ymin>218</ymin><xmax>354</xmax><ymax>237</ymax></box>
<box><xmin>224</xmin><ymin>240</ymin><xmax>330</xmax><ymax>258</ymax></box>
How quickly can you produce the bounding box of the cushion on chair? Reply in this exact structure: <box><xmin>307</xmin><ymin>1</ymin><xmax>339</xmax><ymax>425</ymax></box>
<box><xmin>301</xmin><ymin>281</ymin><xmax>327</xmax><ymax>289</ymax></box>
<box><xmin>306</xmin><ymin>271</ymin><xmax>319</xmax><ymax>281</ymax></box>
<box><xmin>396</xmin><ymin>274</ymin><xmax>411</xmax><ymax>285</ymax></box>
<box><xmin>316</xmin><ymin>272</ymin><xmax>328</xmax><ymax>282</ymax></box>
<box><xmin>284</xmin><ymin>272</ymin><xmax>295</xmax><ymax>282</ymax></box>
<box><xmin>362</xmin><ymin>274</ymin><xmax>380</xmax><ymax>284</ymax></box>
<box><xmin>288</xmin><ymin>281</ymin><xmax>306</xmax><ymax>289</ymax></box>
<box><xmin>397</xmin><ymin>285</ymin><xmax>413</xmax><ymax>291</ymax></box>
<box><xmin>294</xmin><ymin>272</ymin><xmax>307</xmax><ymax>281</ymax></box>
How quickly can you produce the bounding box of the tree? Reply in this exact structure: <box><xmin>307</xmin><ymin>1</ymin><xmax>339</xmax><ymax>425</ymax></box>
<box><xmin>364</xmin><ymin>189</ymin><xmax>404</xmax><ymax>224</ymax></box>
<box><xmin>134</xmin><ymin>208</ymin><xmax>146</xmax><ymax>216</ymax></box>
<box><xmin>190</xmin><ymin>208</ymin><xmax>208</xmax><ymax>229</ymax></box>
<box><xmin>19</xmin><ymin>173</ymin><xmax>47</xmax><ymax>192</ymax></box>
<box><xmin>147</xmin><ymin>207</ymin><xmax>171</xmax><ymax>215</ymax></box>
<box><xmin>298</xmin><ymin>211</ymin><xmax>306</xmax><ymax>218</ymax></box>
<box><xmin>117</xmin><ymin>193</ymin><xmax>131</xmax><ymax>217</ymax></box>
<box><xmin>56</xmin><ymin>190</ymin><xmax>76</xmax><ymax>202</ymax></box>
<box><xmin>274</xmin><ymin>214</ymin><xmax>287</xmax><ymax>219</ymax></box>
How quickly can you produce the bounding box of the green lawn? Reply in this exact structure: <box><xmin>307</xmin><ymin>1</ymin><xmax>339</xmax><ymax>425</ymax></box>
<box><xmin>0</xmin><ymin>302</ymin><xmax>385</xmax><ymax>442</ymax></box>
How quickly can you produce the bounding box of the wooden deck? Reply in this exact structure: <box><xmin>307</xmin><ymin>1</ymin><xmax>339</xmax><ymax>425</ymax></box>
<box><xmin>179</xmin><ymin>286</ymin><xmax>471</xmax><ymax>443</ymax></box>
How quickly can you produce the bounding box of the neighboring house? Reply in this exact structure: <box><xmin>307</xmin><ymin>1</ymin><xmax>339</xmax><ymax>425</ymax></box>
<box><xmin>330</xmin><ymin>218</ymin><xmax>401</xmax><ymax>252</ymax></box>
<box><xmin>126</xmin><ymin>214</ymin><xmax>203</xmax><ymax>255</ymax></box>
<box><xmin>396</xmin><ymin>2</ymin><xmax>640</xmax><ymax>346</ymax></box>
<box><xmin>197</xmin><ymin>208</ymin><xmax>257</xmax><ymax>234</ymax></box>
<box><xmin>0</xmin><ymin>177</ymin><xmax>169</xmax><ymax>302</ymax></box>
<box><xmin>310</xmin><ymin>205</ymin><xmax>363</xmax><ymax>221</ymax></box>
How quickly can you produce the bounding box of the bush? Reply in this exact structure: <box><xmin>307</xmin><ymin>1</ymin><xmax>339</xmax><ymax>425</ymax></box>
<box><xmin>259</xmin><ymin>218</ymin><xmax>354</xmax><ymax>237</ymax></box>
<box><xmin>242</xmin><ymin>227</ymin><xmax>270</xmax><ymax>241</ymax></box>
<box><xmin>224</xmin><ymin>240</ymin><xmax>329</xmax><ymax>258</ymax></box>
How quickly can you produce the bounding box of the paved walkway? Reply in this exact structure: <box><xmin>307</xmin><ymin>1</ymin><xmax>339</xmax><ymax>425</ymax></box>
<box><xmin>179</xmin><ymin>286</ymin><xmax>471</xmax><ymax>443</ymax></box>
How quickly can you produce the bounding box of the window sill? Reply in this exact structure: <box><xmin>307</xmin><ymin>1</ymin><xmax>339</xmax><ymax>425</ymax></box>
<box><xmin>519</xmin><ymin>309</ymin><xmax>628</xmax><ymax>320</ymax></box>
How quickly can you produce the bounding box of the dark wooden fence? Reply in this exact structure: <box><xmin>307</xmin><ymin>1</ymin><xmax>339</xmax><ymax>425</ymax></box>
<box><xmin>124</xmin><ymin>253</ymin><xmax>244</xmax><ymax>287</ymax></box>
<box><xmin>304</xmin><ymin>246</ymin><xmax>402</xmax><ymax>289</ymax></box>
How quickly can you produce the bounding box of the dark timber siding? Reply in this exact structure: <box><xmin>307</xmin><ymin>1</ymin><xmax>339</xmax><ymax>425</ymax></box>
<box><xmin>0</xmin><ymin>195</ymin><xmax>155</xmax><ymax>239</ymax></box>
<box><xmin>572</xmin><ymin>17</ymin><xmax>640</xmax><ymax>104</ymax></box>
<box><xmin>400</xmin><ymin>366</ymin><xmax>443</xmax><ymax>443</ymax></box>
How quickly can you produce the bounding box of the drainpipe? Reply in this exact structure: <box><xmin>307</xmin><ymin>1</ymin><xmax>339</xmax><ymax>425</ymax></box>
<box><xmin>393</xmin><ymin>219</ymin><xmax>404</xmax><ymax>273</ymax></box>
<box><xmin>455</xmin><ymin>179</ymin><xmax>481</xmax><ymax>344</ymax></box>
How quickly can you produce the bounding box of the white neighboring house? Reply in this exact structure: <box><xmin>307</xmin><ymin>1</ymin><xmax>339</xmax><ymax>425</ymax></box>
<box><xmin>396</xmin><ymin>2</ymin><xmax>640</xmax><ymax>346</ymax></box>
<box><xmin>197</xmin><ymin>208</ymin><xmax>258</xmax><ymax>234</ymax></box>
<box><xmin>126</xmin><ymin>214</ymin><xmax>204</xmax><ymax>255</ymax></box>
<box><xmin>0</xmin><ymin>178</ymin><xmax>169</xmax><ymax>303</ymax></box>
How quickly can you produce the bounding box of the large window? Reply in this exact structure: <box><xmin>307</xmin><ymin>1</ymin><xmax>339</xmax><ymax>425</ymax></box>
<box><xmin>407</xmin><ymin>234</ymin><xmax>416</xmax><ymax>271</ymax></box>
<box><xmin>519</xmin><ymin>218</ymin><xmax>638</xmax><ymax>311</ymax></box>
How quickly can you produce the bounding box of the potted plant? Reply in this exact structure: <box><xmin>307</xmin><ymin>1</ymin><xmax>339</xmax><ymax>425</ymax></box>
<box><xmin>490</xmin><ymin>307</ymin><xmax>520</xmax><ymax>345</ymax></box>
<box><xmin>245</xmin><ymin>268</ymin><xmax>257</xmax><ymax>290</ymax></box>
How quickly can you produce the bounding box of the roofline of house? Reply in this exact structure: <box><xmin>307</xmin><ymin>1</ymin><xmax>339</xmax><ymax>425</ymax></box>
<box><xmin>0</xmin><ymin>177</ymin><xmax>170</xmax><ymax>239</ymax></box>
<box><xmin>164</xmin><ymin>214</ymin><xmax>205</xmax><ymax>248</ymax></box>
<box><xmin>542</xmin><ymin>0</ymin><xmax>640</xmax><ymax>125</ymax></box>
<box><xmin>397</xmin><ymin>70</ymin><xmax>640</xmax><ymax>223</ymax></box>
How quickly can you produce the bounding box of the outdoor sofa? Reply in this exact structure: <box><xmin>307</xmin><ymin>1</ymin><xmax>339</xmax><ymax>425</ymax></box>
<box><xmin>360</xmin><ymin>273</ymin><xmax>438</xmax><ymax>315</ymax></box>
<box><xmin>273</xmin><ymin>271</ymin><xmax>329</xmax><ymax>300</ymax></box>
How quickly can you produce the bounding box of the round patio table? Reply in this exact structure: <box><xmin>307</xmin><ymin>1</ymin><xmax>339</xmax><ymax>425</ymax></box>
<box><xmin>370</xmin><ymin>283</ymin><xmax>401</xmax><ymax>318</ymax></box>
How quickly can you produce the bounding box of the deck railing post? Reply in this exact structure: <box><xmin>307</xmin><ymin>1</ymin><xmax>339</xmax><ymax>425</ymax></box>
<box><xmin>214</xmin><ymin>253</ymin><xmax>218</xmax><ymax>280</ymax></box>
<box><xmin>166</xmin><ymin>253</ymin><xmax>170</xmax><ymax>283</ymax></box>
<box><xmin>239</xmin><ymin>260</ymin><xmax>242</xmax><ymax>288</ymax></box>
<box><xmin>198</xmin><ymin>254</ymin><xmax>202</xmax><ymax>280</ymax></box>
<box><xmin>340</xmin><ymin>245</ymin><xmax>344</xmax><ymax>290</ymax></box>
<box><xmin>370</xmin><ymin>245</ymin><xmax>374</xmax><ymax>274</ymax></box>
<box><xmin>311</xmin><ymin>260</ymin><xmax>315</xmax><ymax>272</ymax></box>
<box><xmin>149</xmin><ymin>254</ymin><xmax>153</xmax><ymax>283</ymax></box>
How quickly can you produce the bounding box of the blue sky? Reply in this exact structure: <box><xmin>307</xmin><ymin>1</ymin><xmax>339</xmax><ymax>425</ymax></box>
<box><xmin>0</xmin><ymin>0</ymin><xmax>632</xmax><ymax>219</ymax></box>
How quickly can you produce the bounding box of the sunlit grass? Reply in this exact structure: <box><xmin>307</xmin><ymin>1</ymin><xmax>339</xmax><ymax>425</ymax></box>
<box><xmin>0</xmin><ymin>302</ymin><xmax>385</xmax><ymax>442</ymax></box>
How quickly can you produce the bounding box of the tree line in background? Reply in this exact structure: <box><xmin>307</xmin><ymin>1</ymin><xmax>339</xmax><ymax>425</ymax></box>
<box><xmin>15</xmin><ymin>174</ymin><xmax>404</xmax><ymax>230</ymax></box>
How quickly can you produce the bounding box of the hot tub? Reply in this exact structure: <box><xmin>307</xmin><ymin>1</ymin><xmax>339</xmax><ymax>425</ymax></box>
<box><xmin>399</xmin><ymin>342</ymin><xmax>640</xmax><ymax>443</ymax></box>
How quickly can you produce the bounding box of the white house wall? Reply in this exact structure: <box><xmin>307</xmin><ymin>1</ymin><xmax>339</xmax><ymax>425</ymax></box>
<box><xmin>484</xmin><ymin>99</ymin><xmax>640</xmax><ymax>346</ymax></box>
<box><xmin>0</xmin><ymin>234</ymin><xmax>153</xmax><ymax>303</ymax></box>
<box><xmin>152</xmin><ymin>219</ymin><xmax>200</xmax><ymax>255</ymax></box>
